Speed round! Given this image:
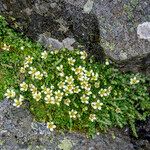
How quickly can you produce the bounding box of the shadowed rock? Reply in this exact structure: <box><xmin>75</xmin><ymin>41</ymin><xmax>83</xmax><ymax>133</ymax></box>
<box><xmin>0</xmin><ymin>0</ymin><xmax>149</xmax><ymax>73</ymax></box>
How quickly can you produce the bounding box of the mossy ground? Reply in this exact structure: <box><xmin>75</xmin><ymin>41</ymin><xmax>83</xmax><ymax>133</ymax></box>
<box><xmin>0</xmin><ymin>15</ymin><xmax>149</xmax><ymax>137</ymax></box>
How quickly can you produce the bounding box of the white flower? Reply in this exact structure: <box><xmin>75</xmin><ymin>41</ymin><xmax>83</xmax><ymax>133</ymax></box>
<box><xmin>43</xmin><ymin>71</ymin><xmax>48</xmax><ymax>77</ymax></box>
<box><xmin>13</xmin><ymin>95</ymin><xmax>24</xmax><ymax>108</ymax></box>
<box><xmin>20</xmin><ymin>67</ymin><xmax>26</xmax><ymax>73</ymax></box>
<box><xmin>91</xmin><ymin>100</ymin><xmax>103</xmax><ymax>110</ymax></box>
<box><xmin>24</xmin><ymin>62</ymin><xmax>29</xmax><ymax>68</ymax></box>
<box><xmin>25</xmin><ymin>56</ymin><xmax>33</xmax><ymax>64</ymax></box>
<box><xmin>2</xmin><ymin>43</ymin><xmax>10</xmax><ymax>51</ymax></box>
<box><xmin>58</xmin><ymin>81</ymin><xmax>66</xmax><ymax>89</ymax></box>
<box><xmin>80</xmin><ymin>94</ymin><xmax>89</xmax><ymax>104</ymax></box>
<box><xmin>94</xmin><ymin>82</ymin><xmax>100</xmax><ymax>88</ymax></box>
<box><xmin>4</xmin><ymin>89</ymin><xmax>16</xmax><ymax>99</ymax></box>
<box><xmin>54</xmin><ymin>90</ymin><xmax>64</xmax><ymax>99</ymax></box>
<box><xmin>80</xmin><ymin>51</ymin><xmax>87</xmax><ymax>59</ymax></box>
<box><xmin>65</xmin><ymin>76</ymin><xmax>74</xmax><ymax>84</ymax></box>
<box><xmin>91</xmin><ymin>72</ymin><xmax>99</xmax><ymax>81</ymax></box>
<box><xmin>20</xmin><ymin>46</ymin><xmax>24</xmax><ymax>50</ymax></box>
<box><xmin>42</xmin><ymin>87</ymin><xmax>52</xmax><ymax>95</ymax></box>
<box><xmin>47</xmin><ymin>122</ymin><xmax>56</xmax><ymax>131</ymax></box>
<box><xmin>68</xmin><ymin>57</ymin><xmax>76</xmax><ymax>65</ymax></box>
<box><xmin>41</xmin><ymin>51</ymin><xmax>48</xmax><ymax>59</ymax></box>
<box><xmin>85</xmin><ymin>90</ymin><xmax>92</xmax><ymax>95</ymax></box>
<box><xmin>64</xmin><ymin>84</ymin><xmax>74</xmax><ymax>94</ymax></box>
<box><xmin>35</xmin><ymin>71</ymin><xmax>43</xmax><ymax>80</ymax></box>
<box><xmin>64</xmin><ymin>98</ymin><xmax>71</xmax><ymax>106</ymax></box>
<box><xmin>74</xmin><ymin>66</ymin><xmax>85</xmax><ymax>75</ymax></box>
<box><xmin>73</xmin><ymin>86</ymin><xmax>81</xmax><ymax>93</ymax></box>
<box><xmin>45</xmin><ymin>95</ymin><xmax>55</xmax><ymax>104</ymax></box>
<box><xmin>20</xmin><ymin>82</ymin><xmax>28</xmax><ymax>91</ymax></box>
<box><xmin>130</xmin><ymin>77</ymin><xmax>139</xmax><ymax>85</ymax></box>
<box><xmin>69</xmin><ymin>109</ymin><xmax>78</xmax><ymax>119</ymax></box>
<box><xmin>105</xmin><ymin>59</ymin><xmax>109</xmax><ymax>65</ymax></box>
<box><xmin>85</xmin><ymin>70</ymin><xmax>94</xmax><ymax>77</ymax></box>
<box><xmin>59</xmin><ymin>72</ymin><xmax>65</xmax><ymax>77</ymax></box>
<box><xmin>89</xmin><ymin>114</ymin><xmax>97</xmax><ymax>122</ymax></box>
<box><xmin>29</xmin><ymin>84</ymin><xmax>37</xmax><ymax>94</ymax></box>
<box><xmin>99</xmin><ymin>88</ymin><xmax>109</xmax><ymax>97</ymax></box>
<box><xmin>56</xmin><ymin>65</ymin><xmax>63</xmax><ymax>71</ymax></box>
<box><xmin>28</xmin><ymin>67</ymin><xmax>37</xmax><ymax>77</ymax></box>
<box><xmin>33</xmin><ymin>92</ymin><xmax>41</xmax><ymax>101</ymax></box>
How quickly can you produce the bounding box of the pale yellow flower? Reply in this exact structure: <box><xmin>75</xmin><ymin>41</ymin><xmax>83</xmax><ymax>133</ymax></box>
<box><xmin>91</xmin><ymin>72</ymin><xmax>99</xmax><ymax>81</ymax></box>
<box><xmin>29</xmin><ymin>84</ymin><xmax>37</xmax><ymax>94</ymax></box>
<box><xmin>64</xmin><ymin>84</ymin><xmax>74</xmax><ymax>94</ymax></box>
<box><xmin>35</xmin><ymin>71</ymin><xmax>43</xmax><ymax>80</ymax></box>
<box><xmin>54</xmin><ymin>97</ymin><xmax>62</xmax><ymax>105</ymax></box>
<box><xmin>54</xmin><ymin>90</ymin><xmax>64</xmax><ymax>99</ymax></box>
<box><xmin>20</xmin><ymin>46</ymin><xmax>24</xmax><ymax>50</ymax></box>
<box><xmin>33</xmin><ymin>92</ymin><xmax>41</xmax><ymax>101</ymax></box>
<box><xmin>20</xmin><ymin>82</ymin><xmax>28</xmax><ymax>91</ymax></box>
<box><xmin>42</xmin><ymin>87</ymin><xmax>52</xmax><ymax>95</ymax></box>
<box><xmin>80</xmin><ymin>51</ymin><xmax>87</xmax><ymax>59</ymax></box>
<box><xmin>98</xmin><ymin>88</ymin><xmax>108</xmax><ymax>97</ymax></box>
<box><xmin>73</xmin><ymin>86</ymin><xmax>81</xmax><ymax>93</ymax></box>
<box><xmin>89</xmin><ymin>114</ymin><xmax>97</xmax><ymax>122</ymax></box>
<box><xmin>74</xmin><ymin>66</ymin><xmax>85</xmax><ymax>75</ymax></box>
<box><xmin>130</xmin><ymin>77</ymin><xmax>139</xmax><ymax>85</ymax></box>
<box><xmin>41</xmin><ymin>51</ymin><xmax>48</xmax><ymax>59</ymax></box>
<box><xmin>45</xmin><ymin>95</ymin><xmax>55</xmax><ymax>104</ymax></box>
<box><xmin>4</xmin><ymin>89</ymin><xmax>16</xmax><ymax>99</ymax></box>
<box><xmin>56</xmin><ymin>65</ymin><xmax>63</xmax><ymax>71</ymax></box>
<box><xmin>69</xmin><ymin>109</ymin><xmax>78</xmax><ymax>119</ymax></box>
<box><xmin>20</xmin><ymin>67</ymin><xmax>26</xmax><ymax>73</ymax></box>
<box><xmin>28</xmin><ymin>67</ymin><xmax>37</xmax><ymax>77</ymax></box>
<box><xmin>65</xmin><ymin>76</ymin><xmax>74</xmax><ymax>84</ymax></box>
<box><xmin>2</xmin><ymin>43</ymin><xmax>10</xmax><ymax>51</ymax></box>
<box><xmin>85</xmin><ymin>90</ymin><xmax>92</xmax><ymax>95</ymax></box>
<box><xmin>47</xmin><ymin>122</ymin><xmax>56</xmax><ymax>131</ymax></box>
<box><xmin>58</xmin><ymin>81</ymin><xmax>66</xmax><ymax>89</ymax></box>
<box><xmin>105</xmin><ymin>59</ymin><xmax>109</xmax><ymax>65</ymax></box>
<box><xmin>64</xmin><ymin>98</ymin><xmax>71</xmax><ymax>106</ymax></box>
<box><xmin>85</xmin><ymin>70</ymin><xmax>94</xmax><ymax>77</ymax></box>
<box><xmin>80</xmin><ymin>94</ymin><xmax>89</xmax><ymax>104</ymax></box>
<box><xmin>43</xmin><ymin>71</ymin><xmax>48</xmax><ymax>77</ymax></box>
<box><xmin>24</xmin><ymin>62</ymin><xmax>29</xmax><ymax>68</ymax></box>
<box><xmin>115</xmin><ymin>108</ymin><xmax>121</xmax><ymax>113</ymax></box>
<box><xmin>59</xmin><ymin>72</ymin><xmax>65</xmax><ymax>77</ymax></box>
<box><xmin>81</xmin><ymin>82</ymin><xmax>91</xmax><ymax>91</ymax></box>
<box><xmin>13</xmin><ymin>95</ymin><xmax>24</xmax><ymax>108</ymax></box>
<box><xmin>68</xmin><ymin>57</ymin><xmax>76</xmax><ymax>65</ymax></box>
<box><xmin>91</xmin><ymin>100</ymin><xmax>103</xmax><ymax>110</ymax></box>
<box><xmin>94</xmin><ymin>82</ymin><xmax>100</xmax><ymax>88</ymax></box>
<box><xmin>25</xmin><ymin>56</ymin><xmax>33</xmax><ymax>64</ymax></box>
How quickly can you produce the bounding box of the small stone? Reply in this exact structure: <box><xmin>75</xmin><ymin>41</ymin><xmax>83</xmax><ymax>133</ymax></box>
<box><xmin>137</xmin><ymin>22</ymin><xmax>150</xmax><ymax>41</ymax></box>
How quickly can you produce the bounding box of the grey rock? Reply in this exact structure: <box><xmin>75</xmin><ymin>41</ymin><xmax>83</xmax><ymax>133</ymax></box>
<box><xmin>0</xmin><ymin>0</ymin><xmax>150</xmax><ymax>73</ymax></box>
<box><xmin>137</xmin><ymin>22</ymin><xmax>150</xmax><ymax>42</ymax></box>
<box><xmin>0</xmin><ymin>99</ymin><xmax>135</xmax><ymax>150</ymax></box>
<box><xmin>38</xmin><ymin>34</ymin><xmax>63</xmax><ymax>49</ymax></box>
<box><xmin>38</xmin><ymin>34</ymin><xmax>76</xmax><ymax>50</ymax></box>
<box><xmin>62</xmin><ymin>37</ymin><xmax>76</xmax><ymax>50</ymax></box>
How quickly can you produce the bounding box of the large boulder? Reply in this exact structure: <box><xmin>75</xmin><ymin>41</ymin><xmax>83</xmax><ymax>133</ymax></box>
<box><xmin>0</xmin><ymin>99</ymin><xmax>135</xmax><ymax>150</ymax></box>
<box><xmin>0</xmin><ymin>0</ymin><xmax>150</xmax><ymax>73</ymax></box>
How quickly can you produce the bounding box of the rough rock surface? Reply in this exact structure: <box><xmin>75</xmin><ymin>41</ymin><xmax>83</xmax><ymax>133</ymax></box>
<box><xmin>1</xmin><ymin>0</ymin><xmax>150</xmax><ymax>71</ymax></box>
<box><xmin>0</xmin><ymin>99</ymin><xmax>135</xmax><ymax>150</ymax></box>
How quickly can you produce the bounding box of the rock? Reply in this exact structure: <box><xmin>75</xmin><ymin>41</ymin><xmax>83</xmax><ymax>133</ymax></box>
<box><xmin>0</xmin><ymin>99</ymin><xmax>135</xmax><ymax>150</ymax></box>
<box><xmin>38</xmin><ymin>33</ymin><xmax>76</xmax><ymax>50</ymax></box>
<box><xmin>0</xmin><ymin>0</ymin><xmax>150</xmax><ymax>73</ymax></box>
<box><xmin>137</xmin><ymin>22</ymin><xmax>150</xmax><ymax>42</ymax></box>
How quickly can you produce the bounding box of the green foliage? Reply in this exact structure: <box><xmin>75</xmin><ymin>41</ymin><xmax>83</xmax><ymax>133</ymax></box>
<box><xmin>0</xmin><ymin>15</ymin><xmax>150</xmax><ymax>137</ymax></box>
